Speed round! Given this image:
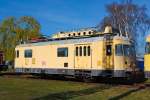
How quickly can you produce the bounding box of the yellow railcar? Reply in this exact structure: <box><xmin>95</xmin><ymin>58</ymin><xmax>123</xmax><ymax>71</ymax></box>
<box><xmin>15</xmin><ymin>26</ymin><xmax>137</xmax><ymax>79</ymax></box>
<box><xmin>144</xmin><ymin>35</ymin><xmax>150</xmax><ymax>78</ymax></box>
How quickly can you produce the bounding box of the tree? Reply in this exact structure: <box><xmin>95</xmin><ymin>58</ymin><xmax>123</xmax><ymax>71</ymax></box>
<box><xmin>99</xmin><ymin>0</ymin><xmax>150</xmax><ymax>55</ymax></box>
<box><xmin>16</xmin><ymin>16</ymin><xmax>41</xmax><ymax>43</ymax></box>
<box><xmin>0</xmin><ymin>17</ymin><xmax>17</xmax><ymax>60</ymax></box>
<box><xmin>0</xmin><ymin>16</ymin><xmax>41</xmax><ymax>61</ymax></box>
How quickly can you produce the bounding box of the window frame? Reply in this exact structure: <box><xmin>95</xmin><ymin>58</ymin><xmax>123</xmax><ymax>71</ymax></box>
<box><xmin>145</xmin><ymin>42</ymin><xmax>150</xmax><ymax>54</ymax></box>
<box><xmin>115</xmin><ymin>44</ymin><xmax>123</xmax><ymax>56</ymax></box>
<box><xmin>76</xmin><ymin>47</ymin><xmax>79</xmax><ymax>56</ymax></box>
<box><xmin>16</xmin><ymin>50</ymin><xmax>19</xmax><ymax>58</ymax></box>
<box><xmin>57</xmin><ymin>47</ymin><xmax>68</xmax><ymax>57</ymax></box>
<box><xmin>123</xmin><ymin>45</ymin><xmax>130</xmax><ymax>56</ymax></box>
<box><xmin>106</xmin><ymin>45</ymin><xmax>112</xmax><ymax>56</ymax></box>
<box><xmin>79</xmin><ymin>46</ymin><xmax>82</xmax><ymax>56</ymax></box>
<box><xmin>115</xmin><ymin>44</ymin><xmax>134</xmax><ymax>56</ymax></box>
<box><xmin>87</xmin><ymin>46</ymin><xmax>91</xmax><ymax>56</ymax></box>
<box><xmin>84</xmin><ymin>46</ymin><xmax>86</xmax><ymax>56</ymax></box>
<box><xmin>24</xmin><ymin>49</ymin><xmax>32</xmax><ymax>58</ymax></box>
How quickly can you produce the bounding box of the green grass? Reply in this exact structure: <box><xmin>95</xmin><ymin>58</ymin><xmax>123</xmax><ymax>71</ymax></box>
<box><xmin>0</xmin><ymin>76</ymin><xmax>150</xmax><ymax>100</ymax></box>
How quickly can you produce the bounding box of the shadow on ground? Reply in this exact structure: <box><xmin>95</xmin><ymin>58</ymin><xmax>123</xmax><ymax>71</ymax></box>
<box><xmin>109</xmin><ymin>84</ymin><xmax>150</xmax><ymax>100</ymax></box>
<box><xmin>33</xmin><ymin>84</ymin><xmax>113</xmax><ymax>100</ymax></box>
<box><xmin>0</xmin><ymin>72</ymin><xmax>147</xmax><ymax>85</ymax></box>
<box><xmin>28</xmin><ymin>74</ymin><xmax>147</xmax><ymax>85</ymax></box>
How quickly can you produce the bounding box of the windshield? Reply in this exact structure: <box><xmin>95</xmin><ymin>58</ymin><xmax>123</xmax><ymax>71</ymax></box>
<box><xmin>115</xmin><ymin>44</ymin><xmax>123</xmax><ymax>56</ymax></box>
<box><xmin>123</xmin><ymin>45</ymin><xmax>130</xmax><ymax>56</ymax></box>
<box><xmin>145</xmin><ymin>42</ymin><xmax>150</xmax><ymax>54</ymax></box>
<box><xmin>115</xmin><ymin>44</ymin><xmax>134</xmax><ymax>56</ymax></box>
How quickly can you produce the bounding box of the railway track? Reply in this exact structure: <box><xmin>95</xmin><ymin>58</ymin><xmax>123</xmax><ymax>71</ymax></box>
<box><xmin>119</xmin><ymin>82</ymin><xmax>150</xmax><ymax>89</ymax></box>
<box><xmin>1</xmin><ymin>72</ymin><xmax>150</xmax><ymax>88</ymax></box>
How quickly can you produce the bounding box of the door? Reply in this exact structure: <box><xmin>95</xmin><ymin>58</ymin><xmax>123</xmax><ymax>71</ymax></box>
<box><xmin>105</xmin><ymin>43</ymin><xmax>114</xmax><ymax>70</ymax></box>
<box><xmin>74</xmin><ymin>44</ymin><xmax>92</xmax><ymax>70</ymax></box>
<box><xmin>103</xmin><ymin>35</ymin><xmax>114</xmax><ymax>70</ymax></box>
<box><xmin>24</xmin><ymin>49</ymin><xmax>32</xmax><ymax>69</ymax></box>
<box><xmin>123</xmin><ymin>45</ymin><xmax>136</xmax><ymax>70</ymax></box>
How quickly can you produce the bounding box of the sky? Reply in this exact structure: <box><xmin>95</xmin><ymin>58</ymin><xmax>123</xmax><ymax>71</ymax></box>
<box><xmin>0</xmin><ymin>0</ymin><xmax>150</xmax><ymax>36</ymax></box>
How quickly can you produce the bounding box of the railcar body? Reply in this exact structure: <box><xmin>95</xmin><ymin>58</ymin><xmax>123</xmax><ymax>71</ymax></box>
<box><xmin>0</xmin><ymin>51</ymin><xmax>8</xmax><ymax>71</ymax></box>
<box><xmin>0</xmin><ymin>51</ymin><xmax>4</xmax><ymax>65</ymax></box>
<box><xmin>145</xmin><ymin>35</ymin><xmax>150</xmax><ymax>78</ymax></box>
<box><xmin>15</xmin><ymin>27</ymin><xmax>137</xmax><ymax>79</ymax></box>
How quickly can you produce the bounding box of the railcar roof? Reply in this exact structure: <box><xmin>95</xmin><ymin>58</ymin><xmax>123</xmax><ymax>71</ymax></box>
<box><xmin>16</xmin><ymin>36</ymin><xmax>104</xmax><ymax>47</ymax></box>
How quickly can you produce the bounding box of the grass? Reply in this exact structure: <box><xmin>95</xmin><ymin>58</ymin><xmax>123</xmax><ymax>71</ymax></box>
<box><xmin>0</xmin><ymin>76</ymin><xmax>150</xmax><ymax>100</ymax></box>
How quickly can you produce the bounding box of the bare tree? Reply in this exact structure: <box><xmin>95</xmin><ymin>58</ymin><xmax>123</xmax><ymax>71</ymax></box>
<box><xmin>99</xmin><ymin>0</ymin><xmax>150</xmax><ymax>55</ymax></box>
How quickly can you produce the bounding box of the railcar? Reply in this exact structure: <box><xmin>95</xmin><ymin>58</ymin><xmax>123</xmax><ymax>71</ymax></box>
<box><xmin>144</xmin><ymin>35</ymin><xmax>150</xmax><ymax>78</ymax></box>
<box><xmin>0</xmin><ymin>51</ymin><xmax>7</xmax><ymax>71</ymax></box>
<box><xmin>15</xmin><ymin>26</ymin><xmax>138</xmax><ymax>80</ymax></box>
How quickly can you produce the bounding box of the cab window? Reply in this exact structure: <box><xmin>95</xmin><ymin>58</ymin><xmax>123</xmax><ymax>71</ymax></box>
<box><xmin>115</xmin><ymin>44</ymin><xmax>123</xmax><ymax>56</ymax></box>
<box><xmin>130</xmin><ymin>45</ymin><xmax>135</xmax><ymax>56</ymax></box>
<box><xmin>123</xmin><ymin>45</ymin><xmax>130</xmax><ymax>56</ymax></box>
<box><xmin>145</xmin><ymin>42</ymin><xmax>150</xmax><ymax>54</ymax></box>
<box><xmin>116</xmin><ymin>44</ymin><xmax>134</xmax><ymax>56</ymax></box>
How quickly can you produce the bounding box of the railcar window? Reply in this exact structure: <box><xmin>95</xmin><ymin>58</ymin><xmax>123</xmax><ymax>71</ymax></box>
<box><xmin>73</xmin><ymin>33</ymin><xmax>75</xmax><ymax>36</ymax></box>
<box><xmin>79</xmin><ymin>46</ymin><xmax>82</xmax><ymax>56</ymax></box>
<box><xmin>57</xmin><ymin>48</ymin><xmax>68</xmax><ymax>57</ymax></box>
<box><xmin>115</xmin><ymin>44</ymin><xmax>123</xmax><ymax>56</ymax></box>
<box><xmin>16</xmin><ymin>50</ymin><xmax>19</xmax><ymax>58</ymax></box>
<box><xmin>64</xmin><ymin>63</ymin><xmax>68</xmax><ymax>67</ymax></box>
<box><xmin>145</xmin><ymin>42</ymin><xmax>150</xmax><ymax>54</ymax></box>
<box><xmin>76</xmin><ymin>47</ymin><xmax>78</xmax><ymax>56</ymax></box>
<box><xmin>106</xmin><ymin>45</ymin><xmax>112</xmax><ymax>56</ymax></box>
<box><xmin>24</xmin><ymin>49</ymin><xmax>32</xmax><ymax>58</ymax></box>
<box><xmin>116</xmin><ymin>44</ymin><xmax>134</xmax><ymax>56</ymax></box>
<box><xmin>123</xmin><ymin>45</ymin><xmax>130</xmax><ymax>56</ymax></box>
<box><xmin>83</xmin><ymin>32</ymin><xmax>86</xmax><ymax>35</ymax></box>
<box><xmin>130</xmin><ymin>45</ymin><xmax>135</xmax><ymax>56</ymax></box>
<box><xmin>84</xmin><ymin>46</ymin><xmax>86</xmax><ymax>56</ymax></box>
<box><xmin>88</xmin><ymin>46</ymin><xmax>91</xmax><ymax>56</ymax></box>
<box><xmin>89</xmin><ymin>31</ymin><xmax>91</xmax><ymax>35</ymax></box>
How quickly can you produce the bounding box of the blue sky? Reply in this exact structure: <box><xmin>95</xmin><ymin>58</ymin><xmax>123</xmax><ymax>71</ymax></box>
<box><xmin>0</xmin><ymin>0</ymin><xmax>150</xmax><ymax>36</ymax></box>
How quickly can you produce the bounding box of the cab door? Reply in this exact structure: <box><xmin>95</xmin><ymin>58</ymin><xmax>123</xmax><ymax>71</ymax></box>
<box><xmin>74</xmin><ymin>44</ymin><xmax>92</xmax><ymax>70</ymax></box>
<box><xmin>114</xmin><ymin>44</ymin><xmax>124</xmax><ymax>66</ymax></box>
<box><xmin>123</xmin><ymin>45</ymin><xmax>134</xmax><ymax>69</ymax></box>
<box><xmin>105</xmin><ymin>44</ymin><xmax>114</xmax><ymax>70</ymax></box>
